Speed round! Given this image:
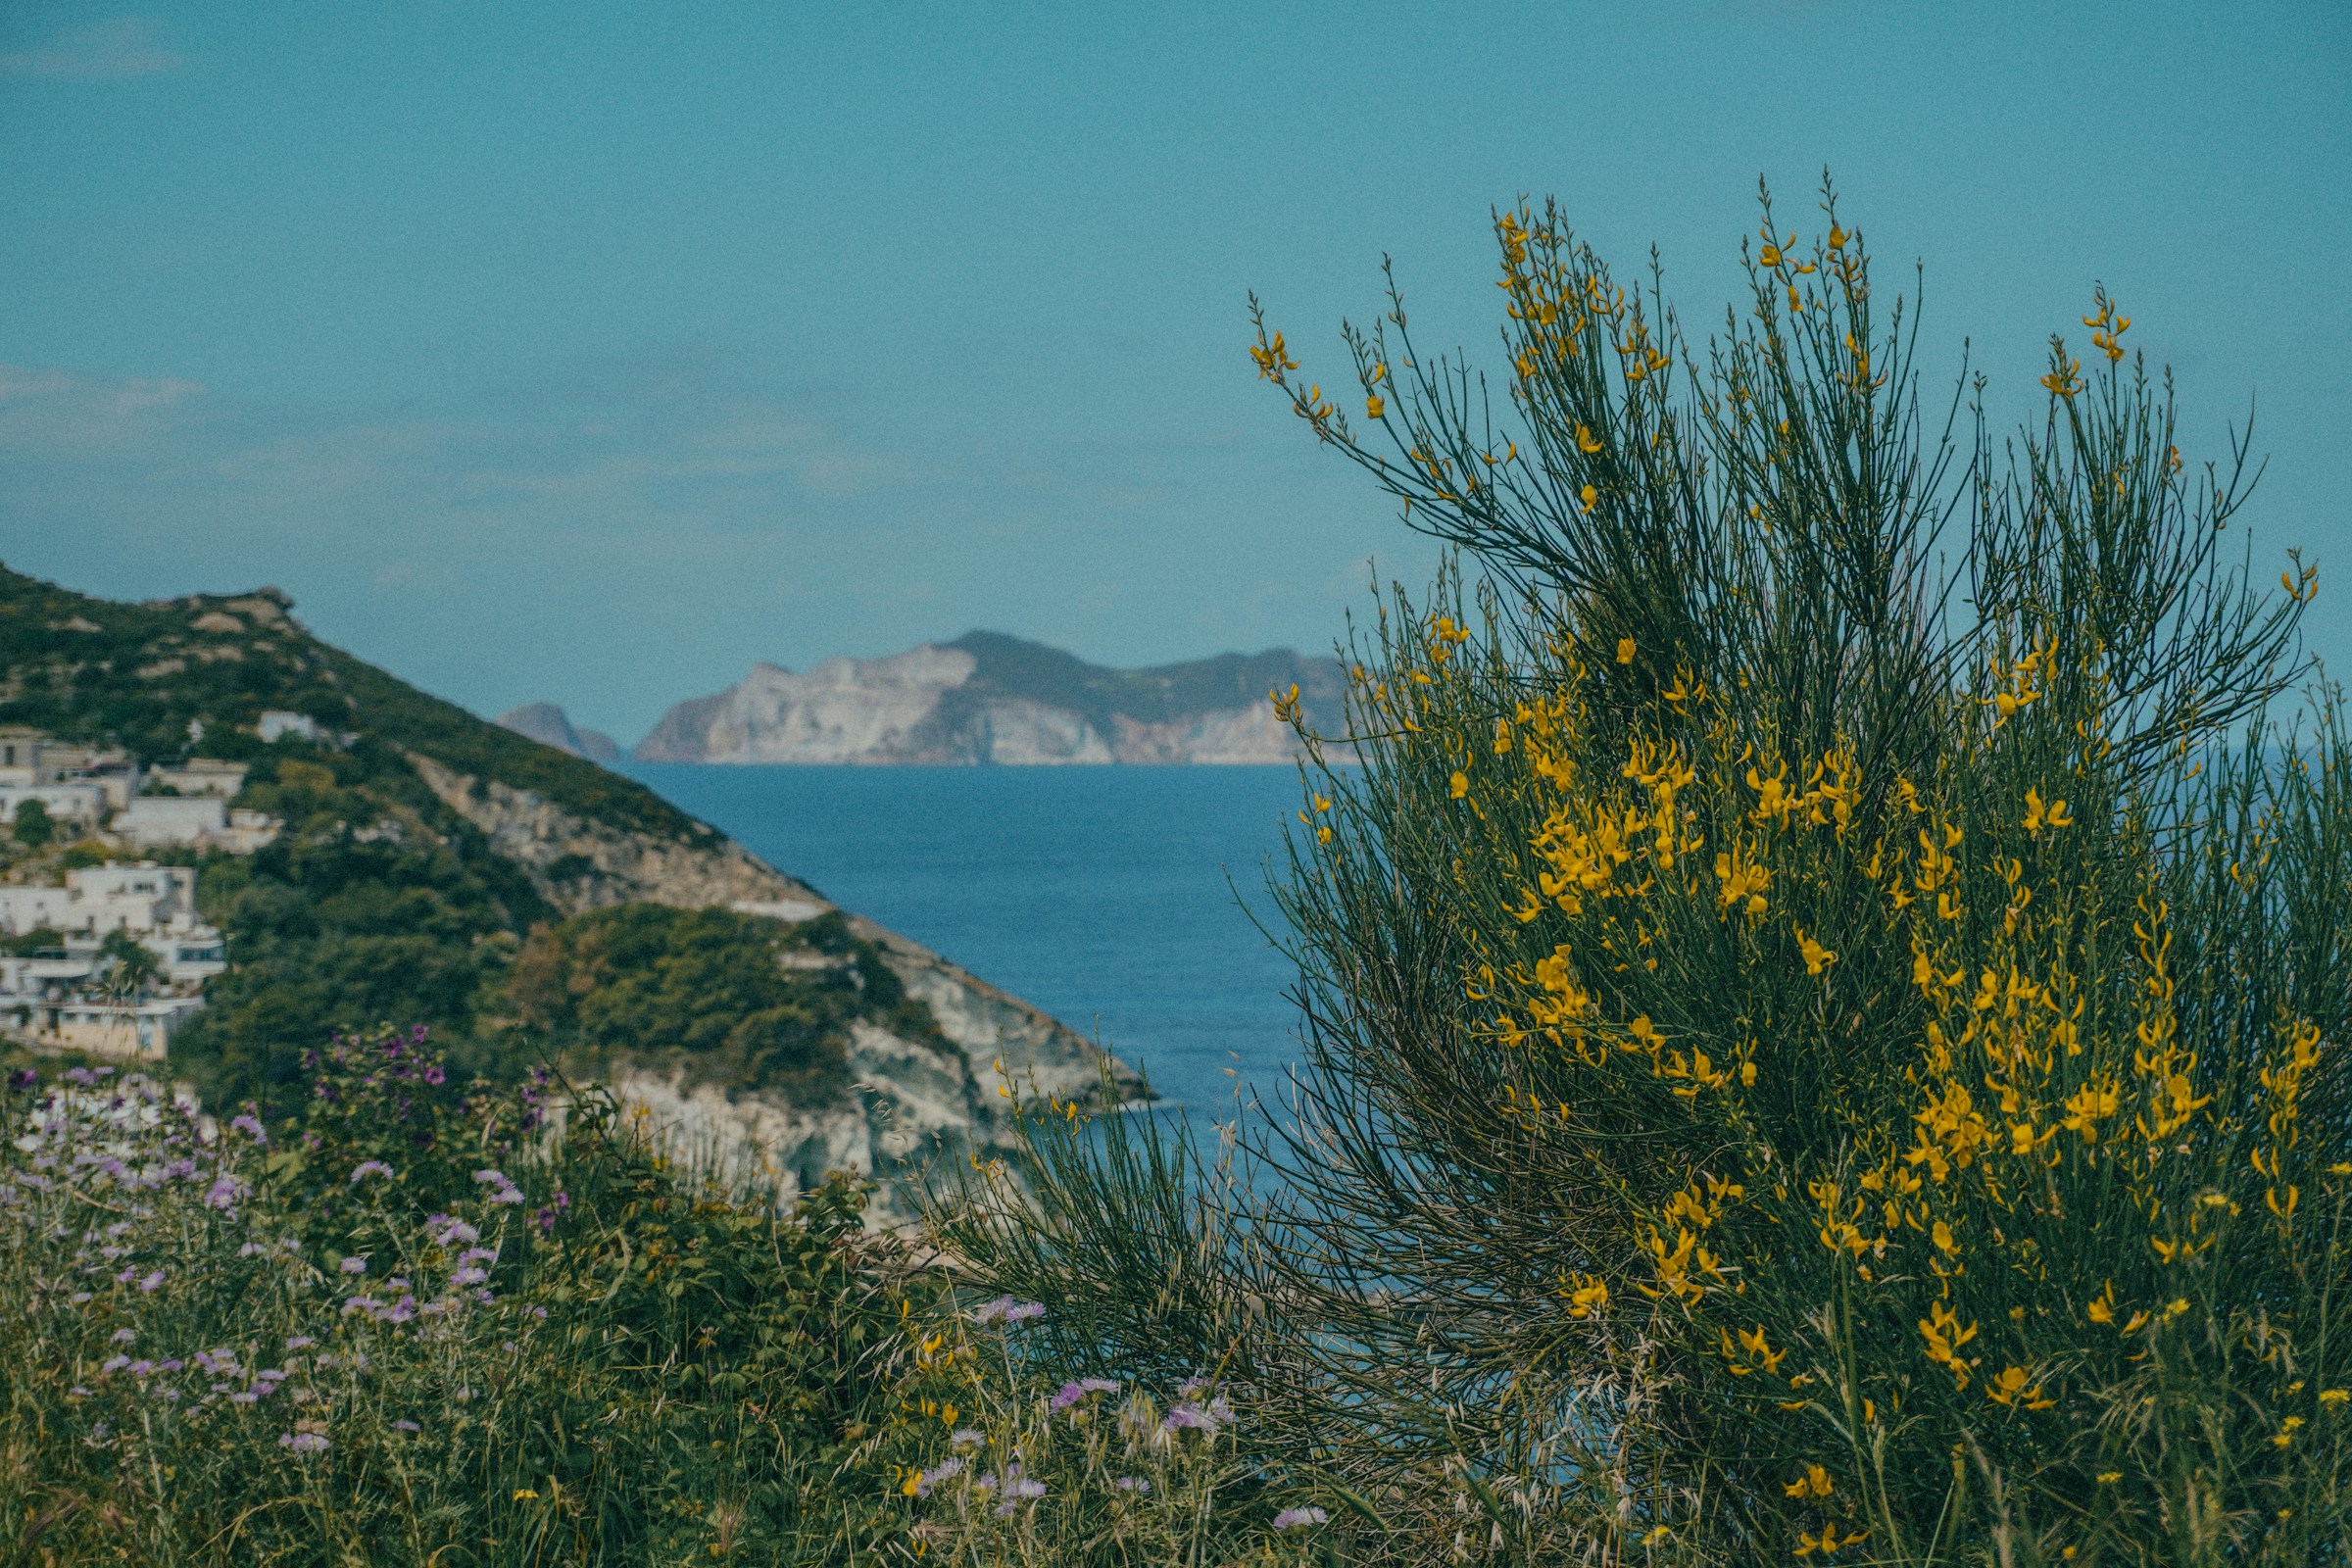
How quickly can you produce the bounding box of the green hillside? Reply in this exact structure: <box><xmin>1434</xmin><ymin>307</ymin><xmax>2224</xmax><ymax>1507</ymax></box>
<box><xmin>0</xmin><ymin>564</ymin><xmax>940</xmax><ymax>1115</ymax></box>
<box><xmin>0</xmin><ymin>565</ymin><xmax>695</xmax><ymax>842</ymax></box>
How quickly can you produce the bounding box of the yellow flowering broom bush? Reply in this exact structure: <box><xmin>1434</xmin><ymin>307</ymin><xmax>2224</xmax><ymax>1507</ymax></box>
<box><xmin>941</xmin><ymin>186</ymin><xmax>2350</xmax><ymax>1566</ymax></box>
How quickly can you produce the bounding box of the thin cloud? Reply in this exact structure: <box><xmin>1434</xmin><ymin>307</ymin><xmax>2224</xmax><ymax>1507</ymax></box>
<box><xmin>0</xmin><ymin>18</ymin><xmax>181</xmax><ymax>79</ymax></box>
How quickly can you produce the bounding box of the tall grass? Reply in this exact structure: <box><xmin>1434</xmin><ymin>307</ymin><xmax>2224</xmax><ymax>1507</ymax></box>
<box><xmin>0</xmin><ymin>1031</ymin><xmax>926</xmax><ymax>1565</ymax></box>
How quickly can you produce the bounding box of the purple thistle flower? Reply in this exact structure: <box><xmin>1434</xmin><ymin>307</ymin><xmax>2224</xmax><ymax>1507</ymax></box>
<box><xmin>1273</xmin><ymin>1506</ymin><xmax>1329</xmax><ymax>1530</ymax></box>
<box><xmin>1050</xmin><ymin>1377</ymin><xmax>1120</xmax><ymax>1412</ymax></box>
<box><xmin>1113</xmin><ymin>1475</ymin><xmax>1151</xmax><ymax>1493</ymax></box>
<box><xmin>101</xmin><ymin>1354</ymin><xmax>131</xmax><ymax>1373</ymax></box>
<box><xmin>339</xmin><ymin>1256</ymin><xmax>369</xmax><ymax>1275</ymax></box>
<box><xmin>393</xmin><ymin>1419</ymin><xmax>420</xmax><ymax>1433</ymax></box>
<box><xmin>277</xmin><ymin>1432</ymin><xmax>329</xmax><ymax>1454</ymax></box>
<box><xmin>137</xmin><ymin>1270</ymin><xmax>165</xmax><ymax>1294</ymax></box>
<box><xmin>228</xmin><ymin>1113</ymin><xmax>268</xmax><ymax>1146</ymax></box>
<box><xmin>111</xmin><ymin>1328</ymin><xmax>136</xmax><ymax>1345</ymax></box>
<box><xmin>284</xmin><ymin>1336</ymin><xmax>315</xmax><ymax>1351</ymax></box>
<box><xmin>202</xmin><ymin>1174</ymin><xmax>246</xmax><ymax>1211</ymax></box>
<box><xmin>913</xmin><ymin>1457</ymin><xmax>962</xmax><ymax>1496</ymax></box>
<box><xmin>347</xmin><ymin>1161</ymin><xmax>393</xmax><ymax>1184</ymax></box>
<box><xmin>949</xmin><ymin>1428</ymin><xmax>984</xmax><ymax>1447</ymax></box>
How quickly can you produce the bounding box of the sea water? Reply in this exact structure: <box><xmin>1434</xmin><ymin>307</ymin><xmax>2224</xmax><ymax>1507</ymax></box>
<box><xmin>620</xmin><ymin>763</ymin><xmax>1309</xmax><ymax>1122</ymax></box>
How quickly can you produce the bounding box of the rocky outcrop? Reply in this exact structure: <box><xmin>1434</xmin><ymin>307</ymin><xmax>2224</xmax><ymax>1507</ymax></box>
<box><xmin>404</xmin><ymin>746</ymin><xmax>1138</xmax><ymax>1211</ymax></box>
<box><xmin>636</xmin><ymin>630</ymin><xmax>1349</xmax><ymax>765</ymax></box>
<box><xmin>608</xmin><ymin>1017</ymin><xmax>1008</xmax><ymax>1224</ymax></box>
<box><xmin>495</xmin><ymin>702</ymin><xmax>619</xmax><ymax>763</ymax></box>
<box><xmin>407</xmin><ymin>751</ymin><xmax>822</xmax><ymax>916</ymax></box>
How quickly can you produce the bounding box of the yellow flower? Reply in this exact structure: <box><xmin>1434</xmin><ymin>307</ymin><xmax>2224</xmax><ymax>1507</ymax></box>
<box><xmin>1796</xmin><ymin>930</ymin><xmax>1836</xmax><ymax>976</ymax></box>
<box><xmin>1563</xmin><ymin>1276</ymin><xmax>1609</xmax><ymax>1318</ymax></box>
<box><xmin>1616</xmin><ymin>637</ymin><xmax>1636</xmax><ymax>664</ymax></box>
<box><xmin>1575</xmin><ymin>421</ymin><xmax>1603</xmax><ymax>453</ymax></box>
<box><xmin>1449</xmin><ymin>771</ymin><xmax>1470</xmax><ymax>800</ymax></box>
<box><xmin>1932</xmin><ymin>1219</ymin><xmax>1959</xmax><ymax>1255</ymax></box>
<box><xmin>1366</xmin><ymin>394</ymin><xmax>1385</xmax><ymax>419</ymax></box>
<box><xmin>2040</xmin><ymin>354</ymin><xmax>2082</xmax><ymax>399</ymax></box>
<box><xmin>514</xmin><ymin>1488</ymin><xmax>541</xmax><ymax>1500</ymax></box>
<box><xmin>2320</xmin><ymin>1389</ymin><xmax>2348</xmax><ymax>1407</ymax></box>
<box><xmin>1783</xmin><ymin>1464</ymin><xmax>1834</xmax><ymax>1499</ymax></box>
<box><xmin>1793</xmin><ymin>1523</ymin><xmax>1865</xmax><ymax>1557</ymax></box>
<box><xmin>1582</xmin><ymin>483</ymin><xmax>1600</xmax><ymax>511</ymax></box>
<box><xmin>2097</xmin><ymin>1472</ymin><xmax>2122</xmax><ymax>1485</ymax></box>
<box><xmin>1986</xmin><ymin>1364</ymin><xmax>2055</xmax><ymax>1409</ymax></box>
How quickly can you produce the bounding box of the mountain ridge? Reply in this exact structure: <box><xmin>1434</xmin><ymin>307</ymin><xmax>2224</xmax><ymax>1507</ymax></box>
<box><xmin>635</xmin><ymin>629</ymin><xmax>1348</xmax><ymax>765</ymax></box>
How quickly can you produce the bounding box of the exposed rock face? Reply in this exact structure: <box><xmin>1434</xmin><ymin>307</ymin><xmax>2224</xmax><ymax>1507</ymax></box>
<box><xmin>496</xmin><ymin>701</ymin><xmax>619</xmax><ymax>763</ymax></box>
<box><xmin>406</xmin><ymin>749</ymin><xmax>1136</xmax><ymax>1214</ymax></box>
<box><xmin>636</xmin><ymin>630</ymin><xmax>1349</xmax><ymax>765</ymax></box>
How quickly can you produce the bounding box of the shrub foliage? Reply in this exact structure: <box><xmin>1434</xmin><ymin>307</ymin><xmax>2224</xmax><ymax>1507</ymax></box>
<box><xmin>936</xmin><ymin>187</ymin><xmax>2352</xmax><ymax>1565</ymax></box>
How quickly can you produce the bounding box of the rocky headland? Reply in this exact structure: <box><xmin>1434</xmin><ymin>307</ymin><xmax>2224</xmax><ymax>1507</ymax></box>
<box><xmin>630</xmin><ymin>630</ymin><xmax>1348</xmax><ymax>765</ymax></box>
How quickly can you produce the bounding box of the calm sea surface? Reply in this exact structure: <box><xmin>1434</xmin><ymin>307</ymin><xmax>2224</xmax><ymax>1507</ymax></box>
<box><xmin>619</xmin><ymin>764</ymin><xmax>1308</xmax><ymax>1117</ymax></box>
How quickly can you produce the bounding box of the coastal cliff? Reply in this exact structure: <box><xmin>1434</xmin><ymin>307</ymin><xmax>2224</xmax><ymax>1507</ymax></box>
<box><xmin>635</xmin><ymin>629</ymin><xmax>1348</xmax><ymax>765</ymax></box>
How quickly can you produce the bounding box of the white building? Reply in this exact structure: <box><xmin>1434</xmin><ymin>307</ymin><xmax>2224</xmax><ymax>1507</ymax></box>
<box><xmin>0</xmin><ymin>864</ymin><xmax>225</xmax><ymax>1056</ymax></box>
<box><xmin>257</xmin><ymin>710</ymin><xmax>318</xmax><ymax>744</ymax></box>
<box><xmin>113</xmin><ymin>796</ymin><xmax>227</xmax><ymax>846</ymax></box>
<box><xmin>34</xmin><ymin>998</ymin><xmax>205</xmax><ymax>1061</ymax></box>
<box><xmin>146</xmin><ymin>760</ymin><xmax>250</xmax><ymax>798</ymax></box>
<box><xmin>0</xmin><ymin>783</ymin><xmax>108</xmax><ymax>828</ymax></box>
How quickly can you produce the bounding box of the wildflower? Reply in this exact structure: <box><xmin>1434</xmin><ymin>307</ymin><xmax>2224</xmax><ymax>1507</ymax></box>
<box><xmin>1796</xmin><ymin>930</ymin><xmax>1837</xmax><ymax>976</ymax></box>
<box><xmin>513</xmin><ymin>1488</ymin><xmax>539</xmax><ymax>1500</ymax></box>
<box><xmin>2321</xmin><ymin>1389</ymin><xmax>2349</xmax><ymax>1408</ymax></box>
<box><xmin>340</xmin><ymin>1256</ymin><xmax>369</xmax><ymax>1275</ymax></box>
<box><xmin>1986</xmin><ymin>1364</ymin><xmax>2056</xmax><ymax>1409</ymax></box>
<box><xmin>1274</xmin><ymin>1506</ymin><xmax>1330</xmax><ymax>1529</ymax></box>
<box><xmin>393</xmin><ymin>1419</ymin><xmax>420</xmax><ymax>1433</ymax></box>
<box><xmin>1784</xmin><ymin>1465</ymin><xmax>1833</xmax><ymax>1498</ymax></box>
<box><xmin>137</xmin><ymin>1271</ymin><xmax>165</xmax><ymax>1294</ymax></box>
<box><xmin>277</xmin><ymin>1432</ymin><xmax>330</xmax><ymax>1454</ymax></box>
<box><xmin>1616</xmin><ymin>635</ymin><xmax>1635</xmax><ymax>663</ymax></box>
<box><xmin>228</xmin><ymin>1113</ymin><xmax>269</xmax><ymax>1145</ymax></box>
<box><xmin>1793</xmin><ymin>1522</ymin><xmax>1866</xmax><ymax>1556</ymax></box>
<box><xmin>1450</xmin><ymin>770</ymin><xmax>1470</xmax><ymax>799</ymax></box>
<box><xmin>950</xmin><ymin>1428</ymin><xmax>985</xmax><ymax>1447</ymax></box>
<box><xmin>347</xmin><ymin>1161</ymin><xmax>393</xmax><ymax>1184</ymax></box>
<box><xmin>1113</xmin><ymin>1475</ymin><xmax>1152</xmax><ymax>1493</ymax></box>
<box><xmin>285</xmin><ymin>1336</ymin><xmax>316</xmax><ymax>1351</ymax></box>
<box><xmin>202</xmin><ymin>1174</ymin><xmax>246</xmax><ymax>1211</ymax></box>
<box><xmin>101</xmin><ymin>1354</ymin><xmax>131</xmax><ymax>1373</ymax></box>
<box><xmin>111</xmin><ymin>1327</ymin><xmax>136</xmax><ymax>1345</ymax></box>
<box><xmin>913</xmin><ymin>1458</ymin><xmax>962</xmax><ymax>1496</ymax></box>
<box><xmin>1050</xmin><ymin>1377</ymin><xmax>1120</xmax><ymax>1411</ymax></box>
<box><xmin>425</xmin><ymin>1216</ymin><xmax>479</xmax><ymax>1249</ymax></box>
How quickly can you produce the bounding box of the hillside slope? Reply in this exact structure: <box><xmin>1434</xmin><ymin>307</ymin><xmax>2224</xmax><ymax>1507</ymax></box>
<box><xmin>0</xmin><ymin>565</ymin><xmax>1136</xmax><ymax>1210</ymax></box>
<box><xmin>636</xmin><ymin>630</ymin><xmax>1349</xmax><ymax>764</ymax></box>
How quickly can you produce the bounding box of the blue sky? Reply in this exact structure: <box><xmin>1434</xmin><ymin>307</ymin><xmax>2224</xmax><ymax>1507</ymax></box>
<box><xmin>2</xmin><ymin>1</ymin><xmax>2345</xmax><ymax>743</ymax></box>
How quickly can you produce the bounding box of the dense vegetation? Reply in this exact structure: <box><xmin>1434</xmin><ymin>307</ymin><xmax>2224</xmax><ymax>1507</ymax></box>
<box><xmin>0</xmin><ymin>565</ymin><xmax>695</xmax><ymax>843</ymax></box>
<box><xmin>921</xmin><ymin>191</ymin><xmax>2352</xmax><ymax>1562</ymax></box>
<box><xmin>509</xmin><ymin>905</ymin><xmax>946</xmax><ymax>1100</ymax></box>
<box><xmin>9</xmin><ymin>190</ymin><xmax>2346</xmax><ymax>1565</ymax></box>
<box><xmin>0</xmin><ymin>1031</ymin><xmax>925</xmax><ymax>1565</ymax></box>
<box><xmin>160</xmin><ymin>746</ymin><xmax>929</xmax><ymax>1115</ymax></box>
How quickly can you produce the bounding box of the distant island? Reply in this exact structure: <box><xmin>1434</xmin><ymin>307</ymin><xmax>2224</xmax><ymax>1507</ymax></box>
<box><xmin>509</xmin><ymin>630</ymin><xmax>1350</xmax><ymax>766</ymax></box>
